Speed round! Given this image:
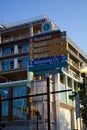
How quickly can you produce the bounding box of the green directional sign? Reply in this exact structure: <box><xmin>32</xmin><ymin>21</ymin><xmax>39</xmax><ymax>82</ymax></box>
<box><xmin>29</xmin><ymin>62</ymin><xmax>67</xmax><ymax>72</ymax></box>
<box><xmin>34</xmin><ymin>67</ymin><xmax>64</xmax><ymax>76</ymax></box>
<box><xmin>28</xmin><ymin>55</ymin><xmax>68</xmax><ymax>75</ymax></box>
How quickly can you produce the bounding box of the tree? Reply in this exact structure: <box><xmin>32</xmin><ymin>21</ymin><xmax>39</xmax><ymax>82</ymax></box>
<box><xmin>78</xmin><ymin>83</ymin><xmax>87</xmax><ymax>126</ymax></box>
<box><xmin>69</xmin><ymin>83</ymin><xmax>87</xmax><ymax>126</ymax></box>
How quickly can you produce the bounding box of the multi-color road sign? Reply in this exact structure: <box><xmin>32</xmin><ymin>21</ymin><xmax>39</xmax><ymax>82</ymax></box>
<box><xmin>29</xmin><ymin>30</ymin><xmax>66</xmax><ymax>60</ymax></box>
<box><xmin>28</xmin><ymin>30</ymin><xmax>67</xmax><ymax>75</ymax></box>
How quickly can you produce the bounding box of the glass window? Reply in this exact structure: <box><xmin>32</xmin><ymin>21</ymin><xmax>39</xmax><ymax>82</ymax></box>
<box><xmin>67</xmin><ymin>86</ymin><xmax>72</xmax><ymax>105</ymax></box>
<box><xmin>59</xmin><ymin>83</ymin><xmax>66</xmax><ymax>103</ymax></box>
<box><xmin>18</xmin><ymin>45</ymin><xmax>22</xmax><ymax>53</ymax></box>
<box><xmin>2</xmin><ymin>60</ymin><xmax>10</xmax><ymax>70</ymax></box>
<box><xmin>0</xmin><ymin>88</ymin><xmax>9</xmax><ymax>120</ymax></box>
<box><xmin>18</xmin><ymin>57</ymin><xmax>28</xmax><ymax>68</ymax></box>
<box><xmin>22</xmin><ymin>57</ymin><xmax>28</xmax><ymax>67</ymax></box>
<box><xmin>3</xmin><ymin>48</ymin><xmax>10</xmax><ymax>56</ymax></box>
<box><xmin>10</xmin><ymin>47</ymin><xmax>14</xmax><ymax>54</ymax></box>
<box><xmin>13</xmin><ymin>85</ymin><xmax>27</xmax><ymax>120</ymax></box>
<box><xmin>22</xmin><ymin>44</ymin><xmax>28</xmax><ymax>52</ymax></box>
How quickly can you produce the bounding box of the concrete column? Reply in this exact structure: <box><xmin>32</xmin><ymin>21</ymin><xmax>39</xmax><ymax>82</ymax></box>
<box><xmin>29</xmin><ymin>24</ymin><xmax>33</xmax><ymax>37</ymax></box>
<box><xmin>71</xmin><ymin>79</ymin><xmax>75</xmax><ymax>130</ymax></box>
<box><xmin>14</xmin><ymin>45</ymin><xmax>18</xmax><ymax>54</ymax></box>
<box><xmin>14</xmin><ymin>58</ymin><xmax>18</xmax><ymax>69</ymax></box>
<box><xmin>54</xmin><ymin>73</ymin><xmax>60</xmax><ymax>130</ymax></box>
<box><xmin>0</xmin><ymin>61</ymin><xmax>2</xmax><ymax>71</ymax></box>
<box><xmin>0</xmin><ymin>48</ymin><xmax>2</xmax><ymax>57</ymax></box>
<box><xmin>65</xmin><ymin>75</ymin><xmax>68</xmax><ymax>103</ymax></box>
<box><xmin>0</xmin><ymin>34</ymin><xmax>1</xmax><ymax>44</ymax></box>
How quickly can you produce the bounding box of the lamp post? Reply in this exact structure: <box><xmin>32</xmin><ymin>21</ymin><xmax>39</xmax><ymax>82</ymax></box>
<box><xmin>35</xmin><ymin>110</ymin><xmax>41</xmax><ymax>130</ymax></box>
<box><xmin>80</xmin><ymin>63</ymin><xmax>87</xmax><ymax>129</ymax></box>
<box><xmin>0</xmin><ymin>95</ymin><xmax>2</xmax><ymax>130</ymax></box>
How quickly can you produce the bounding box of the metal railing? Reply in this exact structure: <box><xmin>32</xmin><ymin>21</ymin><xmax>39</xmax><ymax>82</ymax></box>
<box><xmin>0</xmin><ymin>80</ymin><xmax>27</xmax><ymax>87</ymax></box>
<box><xmin>0</xmin><ymin>15</ymin><xmax>49</xmax><ymax>30</ymax></box>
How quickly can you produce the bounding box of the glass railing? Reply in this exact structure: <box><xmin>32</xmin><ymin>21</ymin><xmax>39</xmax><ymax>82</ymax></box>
<box><xmin>2</xmin><ymin>35</ymin><xmax>28</xmax><ymax>44</ymax></box>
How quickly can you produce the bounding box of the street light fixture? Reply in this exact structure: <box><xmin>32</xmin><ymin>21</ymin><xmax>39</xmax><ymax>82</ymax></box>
<box><xmin>35</xmin><ymin>110</ymin><xmax>41</xmax><ymax>130</ymax></box>
<box><xmin>80</xmin><ymin>63</ymin><xmax>87</xmax><ymax>74</ymax></box>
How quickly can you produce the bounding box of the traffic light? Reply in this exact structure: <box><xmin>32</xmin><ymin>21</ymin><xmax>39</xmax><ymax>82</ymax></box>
<box><xmin>20</xmin><ymin>106</ymin><xmax>24</xmax><ymax>114</ymax></box>
<box><xmin>28</xmin><ymin>92</ymin><xmax>32</xmax><ymax>103</ymax></box>
<box><xmin>0</xmin><ymin>122</ymin><xmax>6</xmax><ymax>128</ymax></box>
<box><xmin>26</xmin><ymin>106</ymin><xmax>35</xmax><ymax>116</ymax></box>
<box><xmin>32</xmin><ymin>108</ymin><xmax>36</xmax><ymax>116</ymax></box>
<box><xmin>26</xmin><ymin>107</ymin><xmax>29</xmax><ymax>114</ymax></box>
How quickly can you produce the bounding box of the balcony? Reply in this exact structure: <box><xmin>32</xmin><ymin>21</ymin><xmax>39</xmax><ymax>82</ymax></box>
<box><xmin>63</xmin><ymin>68</ymin><xmax>80</xmax><ymax>81</ymax></box>
<box><xmin>0</xmin><ymin>80</ymin><xmax>27</xmax><ymax>87</ymax></box>
<box><xmin>69</xmin><ymin>59</ymin><xmax>79</xmax><ymax>71</ymax></box>
<box><xmin>2</xmin><ymin>35</ymin><xmax>28</xmax><ymax>44</ymax></box>
<box><xmin>67</xmin><ymin>48</ymin><xmax>83</xmax><ymax>63</ymax></box>
<box><xmin>0</xmin><ymin>61</ymin><xmax>27</xmax><ymax>73</ymax></box>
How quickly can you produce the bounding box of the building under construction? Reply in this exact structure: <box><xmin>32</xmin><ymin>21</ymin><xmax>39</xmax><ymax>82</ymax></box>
<box><xmin>0</xmin><ymin>15</ymin><xmax>87</xmax><ymax>130</ymax></box>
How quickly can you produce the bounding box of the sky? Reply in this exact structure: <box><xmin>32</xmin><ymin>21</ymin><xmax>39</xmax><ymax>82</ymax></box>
<box><xmin>0</xmin><ymin>0</ymin><xmax>87</xmax><ymax>54</ymax></box>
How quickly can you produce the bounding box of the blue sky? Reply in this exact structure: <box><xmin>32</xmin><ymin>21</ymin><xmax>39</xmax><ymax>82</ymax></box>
<box><xmin>0</xmin><ymin>0</ymin><xmax>87</xmax><ymax>54</ymax></box>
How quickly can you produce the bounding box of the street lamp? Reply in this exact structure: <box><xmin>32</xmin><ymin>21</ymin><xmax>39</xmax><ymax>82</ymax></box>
<box><xmin>35</xmin><ymin>110</ymin><xmax>41</xmax><ymax>130</ymax></box>
<box><xmin>80</xmin><ymin>63</ymin><xmax>87</xmax><ymax>128</ymax></box>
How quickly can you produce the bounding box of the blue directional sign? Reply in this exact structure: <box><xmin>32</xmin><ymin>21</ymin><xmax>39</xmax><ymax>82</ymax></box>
<box><xmin>29</xmin><ymin>55</ymin><xmax>67</xmax><ymax>67</ymax></box>
<box><xmin>34</xmin><ymin>67</ymin><xmax>64</xmax><ymax>75</ymax></box>
<box><xmin>29</xmin><ymin>62</ymin><xmax>67</xmax><ymax>71</ymax></box>
<box><xmin>28</xmin><ymin>55</ymin><xmax>68</xmax><ymax>75</ymax></box>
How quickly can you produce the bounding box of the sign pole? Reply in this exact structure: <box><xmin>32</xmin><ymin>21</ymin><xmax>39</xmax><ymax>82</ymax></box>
<box><xmin>46</xmin><ymin>74</ymin><xmax>51</xmax><ymax>130</ymax></box>
<box><xmin>0</xmin><ymin>95</ymin><xmax>2</xmax><ymax>130</ymax></box>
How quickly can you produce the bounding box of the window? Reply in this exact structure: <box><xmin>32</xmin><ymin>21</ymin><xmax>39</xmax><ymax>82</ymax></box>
<box><xmin>22</xmin><ymin>57</ymin><xmax>28</xmax><ymax>67</ymax></box>
<box><xmin>22</xmin><ymin>44</ymin><xmax>28</xmax><ymax>52</ymax></box>
<box><xmin>10</xmin><ymin>47</ymin><xmax>14</xmax><ymax>54</ymax></box>
<box><xmin>18</xmin><ymin>57</ymin><xmax>28</xmax><ymax>68</ymax></box>
<box><xmin>10</xmin><ymin>61</ymin><xmax>14</xmax><ymax>69</ymax></box>
<box><xmin>2</xmin><ymin>60</ymin><xmax>10</xmax><ymax>70</ymax></box>
<box><xmin>13</xmin><ymin>86</ymin><xmax>27</xmax><ymax>120</ymax></box>
<box><xmin>3</xmin><ymin>48</ymin><xmax>10</xmax><ymax>56</ymax></box>
<box><xmin>18</xmin><ymin>45</ymin><xmax>22</xmax><ymax>53</ymax></box>
<box><xmin>0</xmin><ymin>88</ymin><xmax>9</xmax><ymax>121</ymax></box>
<box><xmin>59</xmin><ymin>83</ymin><xmax>66</xmax><ymax>103</ymax></box>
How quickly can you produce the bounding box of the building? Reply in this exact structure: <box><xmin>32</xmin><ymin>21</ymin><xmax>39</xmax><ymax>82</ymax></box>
<box><xmin>0</xmin><ymin>15</ymin><xmax>87</xmax><ymax>130</ymax></box>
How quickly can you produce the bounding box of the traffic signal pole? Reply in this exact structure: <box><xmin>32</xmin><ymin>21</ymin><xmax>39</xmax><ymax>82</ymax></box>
<box><xmin>47</xmin><ymin>76</ymin><xmax>51</xmax><ymax>130</ymax></box>
<box><xmin>0</xmin><ymin>95</ymin><xmax>1</xmax><ymax>130</ymax></box>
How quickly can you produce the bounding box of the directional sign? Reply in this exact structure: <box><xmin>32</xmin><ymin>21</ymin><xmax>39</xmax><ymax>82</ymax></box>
<box><xmin>29</xmin><ymin>61</ymin><xmax>67</xmax><ymax>72</ymax></box>
<box><xmin>28</xmin><ymin>55</ymin><xmax>68</xmax><ymax>75</ymax></box>
<box><xmin>29</xmin><ymin>55</ymin><xmax>67</xmax><ymax>67</ymax></box>
<box><xmin>34</xmin><ymin>67</ymin><xmax>64</xmax><ymax>75</ymax></box>
<box><xmin>33</xmin><ymin>49</ymin><xmax>67</xmax><ymax>59</ymax></box>
<box><xmin>31</xmin><ymin>30</ymin><xmax>62</xmax><ymax>43</ymax></box>
<box><xmin>28</xmin><ymin>30</ymin><xmax>67</xmax><ymax>75</ymax></box>
<box><xmin>29</xmin><ymin>30</ymin><xmax>67</xmax><ymax>60</ymax></box>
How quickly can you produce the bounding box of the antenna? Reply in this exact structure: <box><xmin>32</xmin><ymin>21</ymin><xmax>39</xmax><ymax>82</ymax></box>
<box><xmin>1</xmin><ymin>19</ymin><xmax>5</xmax><ymax>25</ymax></box>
